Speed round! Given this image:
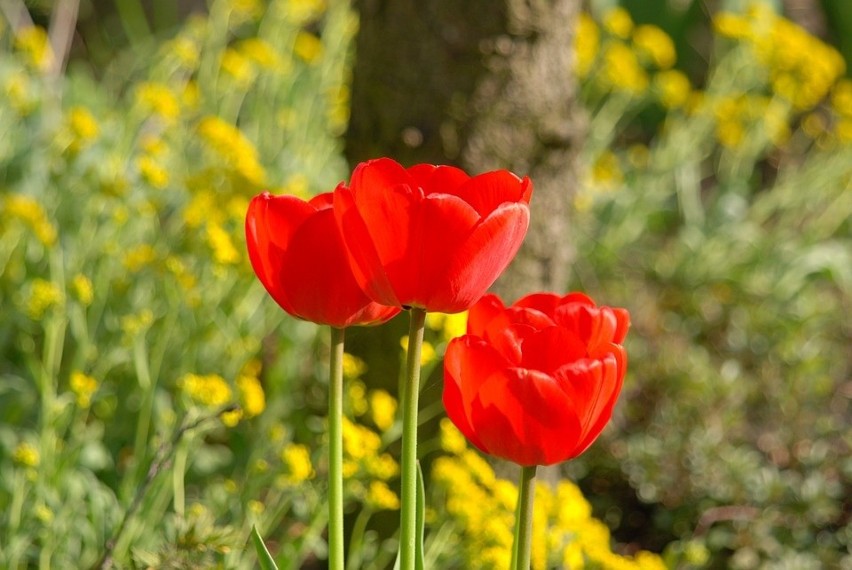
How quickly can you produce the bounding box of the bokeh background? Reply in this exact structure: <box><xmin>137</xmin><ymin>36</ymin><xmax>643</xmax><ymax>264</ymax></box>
<box><xmin>0</xmin><ymin>0</ymin><xmax>849</xmax><ymax>568</ymax></box>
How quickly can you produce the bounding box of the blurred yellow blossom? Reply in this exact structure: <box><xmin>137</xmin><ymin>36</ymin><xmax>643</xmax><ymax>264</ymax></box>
<box><xmin>221</xmin><ymin>48</ymin><xmax>255</xmax><ymax>87</ymax></box>
<box><xmin>26</xmin><ymin>279</ymin><xmax>64</xmax><ymax>320</ymax></box>
<box><xmin>121</xmin><ymin>309</ymin><xmax>154</xmax><ymax>337</ymax></box>
<box><xmin>439</xmin><ymin>418</ymin><xmax>467</xmax><ymax>455</ymax></box>
<box><xmin>124</xmin><ymin>244</ymin><xmax>156</xmax><ymax>272</ymax></box>
<box><xmin>574</xmin><ymin>13</ymin><xmax>599</xmax><ymax>78</ymax></box>
<box><xmin>714</xmin><ymin>11</ymin><xmax>751</xmax><ymax>39</ymax></box>
<box><xmin>366</xmin><ymin>481</ymin><xmax>400</xmax><ymax>511</ymax></box>
<box><xmin>280</xmin><ymin>443</ymin><xmax>315</xmax><ymax>484</ymax></box>
<box><xmin>14</xmin><ymin>26</ymin><xmax>53</xmax><ymax>71</ymax></box>
<box><xmin>294</xmin><ymin>32</ymin><xmax>323</xmax><ymax>64</ymax></box>
<box><xmin>70</xmin><ymin>371</ymin><xmax>98</xmax><ymax>408</ymax></box>
<box><xmin>655</xmin><ymin>69</ymin><xmax>691</xmax><ymax>109</ymax></box>
<box><xmin>603</xmin><ymin>7</ymin><xmax>633</xmax><ymax>39</ymax></box>
<box><xmin>136</xmin><ymin>155</ymin><xmax>169</xmax><ymax>189</ymax></box>
<box><xmin>342</xmin><ymin>353</ymin><xmax>367</xmax><ymax>378</ymax></box>
<box><xmin>179</xmin><ymin>373</ymin><xmax>232</xmax><ymax>407</ymax></box>
<box><xmin>4</xmin><ymin>72</ymin><xmax>36</xmax><ymax>115</ymax></box>
<box><xmin>167</xmin><ymin>36</ymin><xmax>200</xmax><ymax>69</ymax></box>
<box><xmin>67</xmin><ymin>107</ymin><xmax>100</xmax><ymax>151</ymax></box>
<box><xmin>285</xmin><ymin>0</ymin><xmax>326</xmax><ymax>24</ymax></box>
<box><xmin>602</xmin><ymin>42</ymin><xmax>648</xmax><ymax>94</ymax></box>
<box><xmin>206</xmin><ymin>223</ymin><xmax>240</xmax><ymax>265</ymax></box>
<box><xmin>197</xmin><ymin>116</ymin><xmax>266</xmax><ymax>186</ymax></box>
<box><xmin>591</xmin><ymin>150</ymin><xmax>624</xmax><ymax>187</ymax></box>
<box><xmin>237</xmin><ymin>373</ymin><xmax>266</xmax><ymax>418</ymax></box>
<box><xmin>369</xmin><ymin>389</ymin><xmax>397</xmax><ymax>431</ymax></box>
<box><xmin>831</xmin><ymin>79</ymin><xmax>852</xmax><ymax>118</ymax></box>
<box><xmin>72</xmin><ymin>274</ymin><xmax>93</xmax><ymax>306</ymax></box>
<box><xmin>237</xmin><ymin>38</ymin><xmax>284</xmax><ymax>70</ymax></box>
<box><xmin>425</xmin><ymin>311</ymin><xmax>468</xmax><ymax>341</ymax></box>
<box><xmin>346</xmin><ymin>380</ymin><xmax>369</xmax><ymax>416</ymax></box>
<box><xmin>13</xmin><ymin>442</ymin><xmax>40</xmax><ymax>467</ymax></box>
<box><xmin>632</xmin><ymin>24</ymin><xmax>676</xmax><ymax>69</ymax></box>
<box><xmin>135</xmin><ymin>81</ymin><xmax>181</xmax><ymax>123</ymax></box>
<box><xmin>4</xmin><ymin>194</ymin><xmax>57</xmax><ymax>246</ymax></box>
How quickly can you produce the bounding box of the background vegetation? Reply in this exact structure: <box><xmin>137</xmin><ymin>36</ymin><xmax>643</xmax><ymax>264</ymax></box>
<box><xmin>0</xmin><ymin>0</ymin><xmax>849</xmax><ymax>568</ymax></box>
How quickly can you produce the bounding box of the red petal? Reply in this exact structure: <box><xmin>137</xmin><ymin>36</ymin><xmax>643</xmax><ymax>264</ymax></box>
<box><xmin>443</xmin><ymin>336</ymin><xmax>507</xmax><ymax>452</ymax></box>
<box><xmin>467</xmin><ymin>293</ymin><xmax>506</xmax><ymax>336</ymax></box>
<box><xmin>455</xmin><ymin>170</ymin><xmax>530</xmax><ymax>216</ymax></box>
<box><xmin>349</xmin><ymin>157</ymin><xmax>411</xmax><ymax>200</ymax></box>
<box><xmin>333</xmin><ymin>184</ymin><xmax>400</xmax><ymax>307</ymax></box>
<box><xmin>571</xmin><ymin>354</ymin><xmax>625</xmax><ymax>455</ymax></box>
<box><xmin>513</xmin><ymin>292</ymin><xmax>564</xmax><ymax>318</ymax></box>
<box><xmin>245</xmin><ymin>193</ymin><xmax>316</xmax><ymax>314</ymax></box>
<box><xmin>277</xmin><ymin>208</ymin><xmax>392</xmax><ymax>326</ymax></box>
<box><xmin>473</xmin><ymin>368</ymin><xmax>581</xmax><ymax>466</ymax></box>
<box><xmin>408</xmin><ymin>163</ymin><xmax>469</xmax><ymax>196</ymax></box>
<box><xmin>519</xmin><ymin>326</ymin><xmax>587</xmax><ymax>374</ymax></box>
<box><xmin>429</xmin><ymin>202</ymin><xmax>530</xmax><ymax>313</ymax></box>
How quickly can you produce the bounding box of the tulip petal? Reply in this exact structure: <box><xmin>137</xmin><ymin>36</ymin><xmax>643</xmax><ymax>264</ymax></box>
<box><xmin>408</xmin><ymin>163</ymin><xmax>469</xmax><ymax>196</ymax></box>
<box><xmin>519</xmin><ymin>326</ymin><xmax>587</xmax><ymax>374</ymax></box>
<box><xmin>455</xmin><ymin>171</ymin><xmax>533</xmax><ymax>216</ymax></box>
<box><xmin>333</xmin><ymin>185</ymin><xmax>400</xmax><ymax>307</ymax></box>
<box><xmin>443</xmin><ymin>336</ymin><xmax>508</xmax><ymax>452</ymax></box>
<box><xmin>245</xmin><ymin>193</ymin><xmax>316</xmax><ymax>314</ymax></box>
<box><xmin>473</xmin><ymin>367</ymin><xmax>581</xmax><ymax>466</ymax></box>
<box><xmin>467</xmin><ymin>293</ymin><xmax>506</xmax><ymax>336</ymax></box>
<box><xmin>430</xmin><ymin>202</ymin><xmax>530</xmax><ymax>313</ymax></box>
<box><xmin>349</xmin><ymin>157</ymin><xmax>411</xmax><ymax>200</ymax></box>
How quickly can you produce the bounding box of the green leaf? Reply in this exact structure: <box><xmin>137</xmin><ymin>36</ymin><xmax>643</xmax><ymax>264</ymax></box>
<box><xmin>415</xmin><ymin>460</ymin><xmax>425</xmax><ymax>570</ymax></box>
<box><xmin>251</xmin><ymin>524</ymin><xmax>279</xmax><ymax>570</ymax></box>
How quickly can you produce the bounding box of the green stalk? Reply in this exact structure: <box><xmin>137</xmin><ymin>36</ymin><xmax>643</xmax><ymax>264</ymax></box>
<box><xmin>513</xmin><ymin>465</ymin><xmax>538</xmax><ymax>570</ymax></box>
<box><xmin>328</xmin><ymin>326</ymin><xmax>346</xmax><ymax>570</ymax></box>
<box><xmin>399</xmin><ymin>308</ymin><xmax>426</xmax><ymax>570</ymax></box>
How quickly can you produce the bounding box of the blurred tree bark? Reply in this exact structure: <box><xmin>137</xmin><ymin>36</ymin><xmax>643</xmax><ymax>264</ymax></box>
<box><xmin>345</xmin><ymin>0</ymin><xmax>586</xmax><ymax>300</ymax></box>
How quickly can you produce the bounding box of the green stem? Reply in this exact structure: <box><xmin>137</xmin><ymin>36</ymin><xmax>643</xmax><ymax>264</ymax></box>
<box><xmin>513</xmin><ymin>465</ymin><xmax>538</xmax><ymax>570</ymax></box>
<box><xmin>399</xmin><ymin>308</ymin><xmax>426</xmax><ymax>570</ymax></box>
<box><xmin>328</xmin><ymin>326</ymin><xmax>345</xmax><ymax>570</ymax></box>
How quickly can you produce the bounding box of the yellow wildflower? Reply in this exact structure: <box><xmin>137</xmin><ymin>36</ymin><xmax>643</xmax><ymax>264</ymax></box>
<box><xmin>237</xmin><ymin>38</ymin><xmax>283</xmax><ymax>70</ymax></box>
<box><xmin>342</xmin><ymin>353</ymin><xmax>367</xmax><ymax>378</ymax></box>
<box><xmin>15</xmin><ymin>26</ymin><xmax>53</xmax><ymax>71</ymax></box>
<box><xmin>237</xmin><ymin>373</ymin><xmax>266</xmax><ymax>418</ymax></box>
<box><xmin>280</xmin><ymin>443</ymin><xmax>315</xmax><ymax>484</ymax></box>
<box><xmin>167</xmin><ymin>37</ymin><xmax>200</xmax><ymax>69</ymax></box>
<box><xmin>369</xmin><ymin>389</ymin><xmax>397</xmax><ymax>431</ymax></box>
<box><xmin>179</xmin><ymin>373</ymin><xmax>233</xmax><ymax>407</ymax></box>
<box><xmin>124</xmin><ymin>244</ymin><xmax>156</xmax><ymax>272</ymax></box>
<box><xmin>4</xmin><ymin>72</ymin><xmax>36</xmax><ymax>115</ymax></box>
<box><xmin>197</xmin><ymin>116</ymin><xmax>266</xmax><ymax>186</ymax></box>
<box><xmin>135</xmin><ymin>82</ymin><xmax>180</xmax><ymax>123</ymax></box>
<box><xmin>136</xmin><ymin>155</ymin><xmax>169</xmax><ymax>189</ymax></box>
<box><xmin>591</xmin><ymin>150</ymin><xmax>624</xmax><ymax>187</ymax></box>
<box><xmin>632</xmin><ymin>24</ymin><xmax>675</xmax><ymax>69</ymax></box>
<box><xmin>67</xmin><ymin>107</ymin><xmax>100</xmax><ymax>151</ymax></box>
<box><xmin>248</xmin><ymin>500</ymin><xmax>265</xmax><ymax>515</ymax></box>
<box><xmin>346</xmin><ymin>380</ymin><xmax>369</xmax><ymax>415</ymax></box>
<box><xmin>654</xmin><ymin>69</ymin><xmax>691</xmax><ymax>109</ymax></box>
<box><xmin>121</xmin><ymin>309</ymin><xmax>154</xmax><ymax>337</ymax></box>
<box><xmin>228</xmin><ymin>0</ymin><xmax>263</xmax><ymax>22</ymax></box>
<box><xmin>603</xmin><ymin>7</ymin><xmax>633</xmax><ymax>39</ymax></box>
<box><xmin>602</xmin><ymin>41</ymin><xmax>648</xmax><ymax>94</ymax></box>
<box><xmin>831</xmin><ymin>79</ymin><xmax>852</xmax><ymax>118</ymax></box>
<box><xmin>439</xmin><ymin>418</ymin><xmax>467</xmax><ymax>455</ymax></box>
<box><xmin>26</xmin><ymin>279</ymin><xmax>64</xmax><ymax>320</ymax></box>
<box><xmin>342</xmin><ymin>417</ymin><xmax>381</xmax><ymax>461</ymax></box>
<box><xmin>836</xmin><ymin>119</ymin><xmax>852</xmax><ymax>144</ymax></box>
<box><xmin>713</xmin><ymin>12</ymin><xmax>751</xmax><ymax>39</ymax></box>
<box><xmin>574</xmin><ymin>12</ymin><xmax>600</xmax><ymax>78</ymax></box>
<box><xmin>13</xmin><ymin>442</ymin><xmax>40</xmax><ymax>467</ymax></box>
<box><xmin>285</xmin><ymin>0</ymin><xmax>326</xmax><ymax>24</ymax></box>
<box><xmin>70</xmin><ymin>371</ymin><xmax>98</xmax><ymax>408</ymax></box>
<box><xmin>366</xmin><ymin>481</ymin><xmax>400</xmax><ymax>510</ymax></box>
<box><xmin>71</xmin><ymin>274</ymin><xmax>93</xmax><ymax>306</ymax></box>
<box><xmin>221</xmin><ymin>48</ymin><xmax>255</xmax><ymax>87</ymax></box>
<box><xmin>4</xmin><ymin>194</ymin><xmax>57</xmax><ymax>246</ymax></box>
<box><xmin>294</xmin><ymin>31</ymin><xmax>323</xmax><ymax>64</ymax></box>
<box><xmin>206</xmin><ymin>223</ymin><xmax>240</xmax><ymax>265</ymax></box>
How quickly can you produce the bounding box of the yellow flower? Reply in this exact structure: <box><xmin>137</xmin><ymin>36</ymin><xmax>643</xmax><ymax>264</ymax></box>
<box><xmin>70</xmin><ymin>371</ymin><xmax>98</xmax><ymax>408</ymax></box>
<box><xmin>206</xmin><ymin>223</ymin><xmax>240</xmax><ymax>265</ymax></box>
<box><xmin>4</xmin><ymin>72</ymin><xmax>36</xmax><ymax>115</ymax></box>
<box><xmin>228</xmin><ymin>0</ymin><xmax>263</xmax><ymax>22</ymax></box>
<box><xmin>67</xmin><ymin>107</ymin><xmax>100</xmax><ymax>151</ymax></box>
<box><xmin>72</xmin><ymin>274</ymin><xmax>94</xmax><ymax>306</ymax></box>
<box><xmin>4</xmin><ymin>194</ymin><xmax>57</xmax><ymax>246</ymax></box>
<box><xmin>284</xmin><ymin>0</ymin><xmax>326</xmax><ymax>24</ymax></box>
<box><xmin>135</xmin><ymin>82</ymin><xmax>181</xmax><ymax>123</ymax></box>
<box><xmin>179</xmin><ymin>373</ymin><xmax>233</xmax><ymax>407</ymax></box>
<box><xmin>237</xmin><ymin>38</ymin><xmax>283</xmax><ymax>70</ymax></box>
<box><xmin>280</xmin><ymin>443</ymin><xmax>315</xmax><ymax>484</ymax></box>
<box><xmin>15</xmin><ymin>26</ymin><xmax>53</xmax><ymax>71</ymax></box>
<box><xmin>121</xmin><ymin>309</ymin><xmax>154</xmax><ymax>337</ymax></box>
<box><xmin>602</xmin><ymin>41</ymin><xmax>648</xmax><ymax>94</ymax></box>
<box><xmin>221</xmin><ymin>48</ymin><xmax>256</xmax><ymax>87</ymax></box>
<box><xmin>713</xmin><ymin>12</ymin><xmax>751</xmax><ymax>39</ymax></box>
<box><xmin>400</xmin><ymin>336</ymin><xmax>436</xmax><ymax>366</ymax></box>
<box><xmin>439</xmin><ymin>418</ymin><xmax>467</xmax><ymax>454</ymax></box>
<box><xmin>591</xmin><ymin>150</ymin><xmax>624</xmax><ymax>187</ymax></box>
<box><xmin>346</xmin><ymin>380</ymin><xmax>369</xmax><ymax>415</ymax></box>
<box><xmin>654</xmin><ymin>69</ymin><xmax>691</xmax><ymax>109</ymax></box>
<box><xmin>831</xmin><ymin>79</ymin><xmax>852</xmax><ymax>118</ymax></box>
<box><xmin>603</xmin><ymin>7</ymin><xmax>633</xmax><ymax>39</ymax></box>
<box><xmin>167</xmin><ymin>36</ymin><xmax>200</xmax><ymax>69</ymax></box>
<box><xmin>426</xmin><ymin>311</ymin><xmax>468</xmax><ymax>342</ymax></box>
<box><xmin>136</xmin><ymin>155</ymin><xmax>169</xmax><ymax>189</ymax></box>
<box><xmin>342</xmin><ymin>417</ymin><xmax>381</xmax><ymax>461</ymax></box>
<box><xmin>632</xmin><ymin>24</ymin><xmax>676</xmax><ymax>69</ymax></box>
<box><xmin>574</xmin><ymin>13</ymin><xmax>600</xmax><ymax>78</ymax></box>
<box><xmin>248</xmin><ymin>500</ymin><xmax>265</xmax><ymax>514</ymax></box>
<box><xmin>294</xmin><ymin>31</ymin><xmax>323</xmax><ymax>64</ymax></box>
<box><xmin>26</xmin><ymin>279</ymin><xmax>64</xmax><ymax>320</ymax></box>
<box><xmin>342</xmin><ymin>353</ymin><xmax>367</xmax><ymax>378</ymax></box>
<box><xmin>124</xmin><ymin>244</ymin><xmax>156</xmax><ymax>272</ymax></box>
<box><xmin>366</xmin><ymin>481</ymin><xmax>400</xmax><ymax>510</ymax></box>
<box><xmin>237</xmin><ymin>373</ymin><xmax>266</xmax><ymax>418</ymax></box>
<box><xmin>197</xmin><ymin>116</ymin><xmax>266</xmax><ymax>186</ymax></box>
<box><xmin>13</xmin><ymin>442</ymin><xmax>40</xmax><ymax>467</ymax></box>
<box><xmin>369</xmin><ymin>389</ymin><xmax>397</xmax><ymax>431</ymax></box>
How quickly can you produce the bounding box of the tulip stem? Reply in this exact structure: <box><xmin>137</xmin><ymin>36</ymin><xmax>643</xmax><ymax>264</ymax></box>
<box><xmin>513</xmin><ymin>465</ymin><xmax>538</xmax><ymax>570</ymax></box>
<box><xmin>399</xmin><ymin>307</ymin><xmax>426</xmax><ymax>570</ymax></box>
<box><xmin>329</xmin><ymin>326</ymin><xmax>346</xmax><ymax>570</ymax></box>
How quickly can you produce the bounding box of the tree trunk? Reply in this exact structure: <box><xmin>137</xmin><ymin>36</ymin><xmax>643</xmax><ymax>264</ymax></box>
<box><xmin>345</xmin><ymin>0</ymin><xmax>585</xmax><ymax>299</ymax></box>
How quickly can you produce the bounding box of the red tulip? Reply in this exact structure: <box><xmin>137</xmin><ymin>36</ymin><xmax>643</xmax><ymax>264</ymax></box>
<box><xmin>334</xmin><ymin>158</ymin><xmax>533</xmax><ymax>313</ymax></box>
<box><xmin>246</xmin><ymin>191</ymin><xmax>400</xmax><ymax>327</ymax></box>
<box><xmin>443</xmin><ymin>292</ymin><xmax>629</xmax><ymax>466</ymax></box>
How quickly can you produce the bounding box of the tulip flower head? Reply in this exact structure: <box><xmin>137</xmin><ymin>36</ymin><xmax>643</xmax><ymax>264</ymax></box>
<box><xmin>443</xmin><ymin>292</ymin><xmax>629</xmax><ymax>466</ymax></box>
<box><xmin>246</xmin><ymin>191</ymin><xmax>400</xmax><ymax>327</ymax></box>
<box><xmin>334</xmin><ymin>158</ymin><xmax>533</xmax><ymax>313</ymax></box>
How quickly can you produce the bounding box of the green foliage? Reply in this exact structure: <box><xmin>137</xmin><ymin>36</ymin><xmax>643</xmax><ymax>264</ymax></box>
<box><xmin>571</xmin><ymin>5</ymin><xmax>851</xmax><ymax>568</ymax></box>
